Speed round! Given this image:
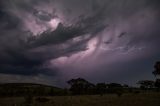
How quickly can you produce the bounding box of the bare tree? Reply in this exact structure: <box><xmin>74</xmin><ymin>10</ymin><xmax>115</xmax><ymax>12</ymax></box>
<box><xmin>153</xmin><ymin>61</ymin><xmax>160</xmax><ymax>76</ymax></box>
<box><xmin>153</xmin><ymin>61</ymin><xmax>160</xmax><ymax>88</ymax></box>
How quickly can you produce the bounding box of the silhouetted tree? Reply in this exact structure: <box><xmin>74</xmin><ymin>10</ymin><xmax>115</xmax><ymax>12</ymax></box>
<box><xmin>153</xmin><ymin>61</ymin><xmax>160</xmax><ymax>76</ymax></box>
<box><xmin>106</xmin><ymin>83</ymin><xmax>123</xmax><ymax>93</ymax></box>
<box><xmin>123</xmin><ymin>84</ymin><xmax>129</xmax><ymax>88</ymax></box>
<box><xmin>153</xmin><ymin>61</ymin><xmax>160</xmax><ymax>88</ymax></box>
<box><xmin>155</xmin><ymin>79</ymin><xmax>160</xmax><ymax>88</ymax></box>
<box><xmin>67</xmin><ymin>78</ymin><xmax>95</xmax><ymax>95</ymax></box>
<box><xmin>107</xmin><ymin>83</ymin><xmax>122</xmax><ymax>89</ymax></box>
<box><xmin>137</xmin><ymin>80</ymin><xmax>155</xmax><ymax>89</ymax></box>
<box><xmin>96</xmin><ymin>83</ymin><xmax>106</xmax><ymax>95</ymax></box>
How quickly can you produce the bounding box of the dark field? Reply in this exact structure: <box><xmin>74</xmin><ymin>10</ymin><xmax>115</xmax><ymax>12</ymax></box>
<box><xmin>0</xmin><ymin>93</ymin><xmax>160</xmax><ymax>106</ymax></box>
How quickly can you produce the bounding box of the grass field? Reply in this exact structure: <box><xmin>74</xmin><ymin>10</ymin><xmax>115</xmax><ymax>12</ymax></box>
<box><xmin>0</xmin><ymin>93</ymin><xmax>160</xmax><ymax>106</ymax></box>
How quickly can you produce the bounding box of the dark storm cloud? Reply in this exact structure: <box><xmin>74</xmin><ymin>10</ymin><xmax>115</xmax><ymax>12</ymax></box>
<box><xmin>0</xmin><ymin>0</ymin><xmax>108</xmax><ymax>76</ymax></box>
<box><xmin>29</xmin><ymin>23</ymin><xmax>85</xmax><ymax>47</ymax></box>
<box><xmin>30</xmin><ymin>19</ymin><xmax>106</xmax><ymax>47</ymax></box>
<box><xmin>34</xmin><ymin>10</ymin><xmax>52</xmax><ymax>21</ymax></box>
<box><xmin>57</xmin><ymin>0</ymin><xmax>160</xmax><ymax>85</ymax></box>
<box><xmin>0</xmin><ymin>0</ymin><xmax>160</xmax><ymax>86</ymax></box>
<box><xmin>0</xmin><ymin>8</ymin><xmax>20</xmax><ymax>31</ymax></box>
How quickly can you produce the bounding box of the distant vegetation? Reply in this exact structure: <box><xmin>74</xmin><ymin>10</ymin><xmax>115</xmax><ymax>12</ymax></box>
<box><xmin>0</xmin><ymin>83</ymin><xmax>66</xmax><ymax>97</ymax></box>
<box><xmin>0</xmin><ymin>61</ymin><xmax>160</xmax><ymax>105</ymax></box>
<box><xmin>66</xmin><ymin>61</ymin><xmax>160</xmax><ymax>96</ymax></box>
<box><xmin>0</xmin><ymin>61</ymin><xmax>160</xmax><ymax>97</ymax></box>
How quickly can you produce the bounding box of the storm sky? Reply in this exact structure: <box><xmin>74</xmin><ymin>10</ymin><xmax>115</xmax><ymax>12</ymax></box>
<box><xmin>0</xmin><ymin>0</ymin><xmax>160</xmax><ymax>87</ymax></box>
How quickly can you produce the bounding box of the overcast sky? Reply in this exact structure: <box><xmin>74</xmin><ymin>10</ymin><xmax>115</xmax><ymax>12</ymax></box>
<box><xmin>0</xmin><ymin>0</ymin><xmax>160</xmax><ymax>87</ymax></box>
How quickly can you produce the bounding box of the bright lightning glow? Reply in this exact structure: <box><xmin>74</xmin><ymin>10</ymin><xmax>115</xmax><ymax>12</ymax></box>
<box><xmin>48</xmin><ymin>18</ymin><xmax>61</xmax><ymax>30</ymax></box>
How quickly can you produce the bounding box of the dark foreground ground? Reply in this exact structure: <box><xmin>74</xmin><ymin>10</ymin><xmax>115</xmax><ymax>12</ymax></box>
<box><xmin>0</xmin><ymin>93</ymin><xmax>160</xmax><ymax>106</ymax></box>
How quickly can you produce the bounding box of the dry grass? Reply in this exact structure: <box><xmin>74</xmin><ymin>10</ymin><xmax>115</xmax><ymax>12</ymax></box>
<box><xmin>0</xmin><ymin>93</ymin><xmax>160</xmax><ymax>106</ymax></box>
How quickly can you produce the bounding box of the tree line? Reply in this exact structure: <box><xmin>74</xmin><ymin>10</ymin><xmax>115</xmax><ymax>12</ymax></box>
<box><xmin>0</xmin><ymin>61</ymin><xmax>159</xmax><ymax>97</ymax></box>
<box><xmin>67</xmin><ymin>61</ymin><xmax>160</xmax><ymax>95</ymax></box>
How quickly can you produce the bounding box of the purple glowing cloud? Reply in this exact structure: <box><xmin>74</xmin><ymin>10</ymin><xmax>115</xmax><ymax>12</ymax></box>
<box><xmin>0</xmin><ymin>0</ymin><xmax>160</xmax><ymax>87</ymax></box>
